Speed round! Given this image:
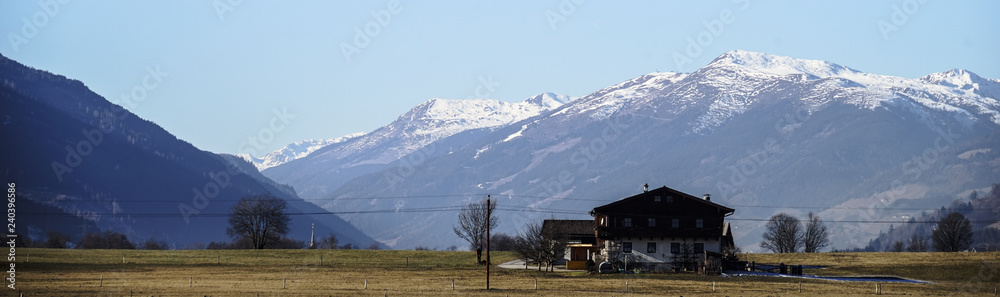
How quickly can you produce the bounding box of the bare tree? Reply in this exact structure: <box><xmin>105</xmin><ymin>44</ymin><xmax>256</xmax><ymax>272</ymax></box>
<box><xmin>453</xmin><ymin>198</ymin><xmax>498</xmax><ymax>263</ymax></box>
<box><xmin>140</xmin><ymin>239</ymin><xmax>168</xmax><ymax>250</ymax></box>
<box><xmin>760</xmin><ymin>213</ymin><xmax>802</xmax><ymax>253</ymax></box>
<box><xmin>671</xmin><ymin>242</ymin><xmax>698</xmax><ymax>271</ymax></box>
<box><xmin>932</xmin><ymin>212</ymin><xmax>974</xmax><ymax>252</ymax></box>
<box><xmin>79</xmin><ymin>231</ymin><xmax>136</xmax><ymax>249</ymax></box>
<box><xmin>45</xmin><ymin>230</ymin><xmax>69</xmax><ymax>248</ymax></box>
<box><xmin>227</xmin><ymin>193</ymin><xmax>290</xmax><ymax>249</ymax></box>
<box><xmin>906</xmin><ymin>234</ymin><xmax>927</xmax><ymax>252</ymax></box>
<box><xmin>889</xmin><ymin>240</ymin><xmax>905</xmax><ymax>252</ymax></box>
<box><xmin>803</xmin><ymin>212</ymin><xmax>830</xmax><ymax>253</ymax></box>
<box><xmin>513</xmin><ymin>221</ymin><xmax>567</xmax><ymax>272</ymax></box>
<box><xmin>513</xmin><ymin>222</ymin><xmax>544</xmax><ymax>270</ymax></box>
<box><xmin>318</xmin><ymin>234</ymin><xmax>338</xmax><ymax>249</ymax></box>
<box><xmin>490</xmin><ymin>233</ymin><xmax>517</xmax><ymax>251</ymax></box>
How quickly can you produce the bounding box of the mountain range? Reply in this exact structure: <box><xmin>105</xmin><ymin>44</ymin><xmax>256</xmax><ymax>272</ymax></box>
<box><xmin>5</xmin><ymin>49</ymin><xmax>998</xmax><ymax>252</ymax></box>
<box><xmin>262</xmin><ymin>93</ymin><xmax>574</xmax><ymax>201</ymax></box>
<box><xmin>260</xmin><ymin>50</ymin><xmax>1000</xmax><ymax>250</ymax></box>
<box><xmin>0</xmin><ymin>53</ymin><xmax>380</xmax><ymax>248</ymax></box>
<box><xmin>238</xmin><ymin>134</ymin><xmax>365</xmax><ymax>171</ymax></box>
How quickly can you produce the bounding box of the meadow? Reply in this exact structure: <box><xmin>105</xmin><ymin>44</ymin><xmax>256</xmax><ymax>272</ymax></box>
<box><xmin>7</xmin><ymin>248</ymin><xmax>999</xmax><ymax>296</ymax></box>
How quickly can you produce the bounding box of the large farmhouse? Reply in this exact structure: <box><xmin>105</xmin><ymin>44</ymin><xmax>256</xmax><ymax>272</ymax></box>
<box><xmin>588</xmin><ymin>185</ymin><xmax>736</xmax><ymax>273</ymax></box>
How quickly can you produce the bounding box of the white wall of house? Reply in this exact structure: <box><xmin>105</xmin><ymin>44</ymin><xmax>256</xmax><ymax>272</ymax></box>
<box><xmin>599</xmin><ymin>237</ymin><xmax>722</xmax><ymax>270</ymax></box>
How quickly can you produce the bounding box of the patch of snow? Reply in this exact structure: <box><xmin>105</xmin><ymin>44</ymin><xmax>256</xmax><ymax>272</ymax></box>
<box><xmin>503</xmin><ymin>123</ymin><xmax>530</xmax><ymax>142</ymax></box>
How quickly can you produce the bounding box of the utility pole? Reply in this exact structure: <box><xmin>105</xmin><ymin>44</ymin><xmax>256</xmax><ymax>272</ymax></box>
<box><xmin>485</xmin><ymin>194</ymin><xmax>491</xmax><ymax>290</ymax></box>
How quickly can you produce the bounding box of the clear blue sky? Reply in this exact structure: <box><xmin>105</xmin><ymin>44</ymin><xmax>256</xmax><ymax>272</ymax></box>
<box><xmin>3</xmin><ymin>1</ymin><xmax>998</xmax><ymax>156</ymax></box>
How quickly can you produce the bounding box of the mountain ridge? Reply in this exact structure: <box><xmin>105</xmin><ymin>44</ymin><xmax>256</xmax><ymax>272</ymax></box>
<box><xmin>310</xmin><ymin>50</ymin><xmax>1000</xmax><ymax>250</ymax></box>
<box><xmin>262</xmin><ymin>93</ymin><xmax>576</xmax><ymax>200</ymax></box>
<box><xmin>1</xmin><ymin>53</ymin><xmax>381</xmax><ymax>248</ymax></box>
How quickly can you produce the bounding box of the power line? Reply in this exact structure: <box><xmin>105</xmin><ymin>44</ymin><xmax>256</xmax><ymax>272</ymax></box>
<box><xmin>31</xmin><ymin>194</ymin><xmax>995</xmax><ymax>212</ymax></box>
<box><xmin>17</xmin><ymin>206</ymin><xmax>995</xmax><ymax>225</ymax></box>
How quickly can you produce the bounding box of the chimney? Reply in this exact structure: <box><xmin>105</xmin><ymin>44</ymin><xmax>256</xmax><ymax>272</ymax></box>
<box><xmin>703</xmin><ymin>194</ymin><xmax>711</xmax><ymax>201</ymax></box>
<box><xmin>643</xmin><ymin>183</ymin><xmax>649</xmax><ymax>193</ymax></box>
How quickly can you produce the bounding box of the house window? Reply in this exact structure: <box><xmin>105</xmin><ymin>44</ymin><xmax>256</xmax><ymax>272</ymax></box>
<box><xmin>600</xmin><ymin>217</ymin><xmax>606</xmax><ymax>226</ymax></box>
<box><xmin>623</xmin><ymin>218</ymin><xmax>632</xmax><ymax>227</ymax></box>
<box><xmin>654</xmin><ymin>196</ymin><xmax>661</xmax><ymax>202</ymax></box>
<box><xmin>666</xmin><ymin>196</ymin><xmax>674</xmax><ymax>203</ymax></box>
<box><xmin>622</xmin><ymin>242</ymin><xmax>632</xmax><ymax>254</ymax></box>
<box><xmin>672</xmin><ymin>218</ymin><xmax>679</xmax><ymax>228</ymax></box>
<box><xmin>696</xmin><ymin>219</ymin><xmax>704</xmax><ymax>229</ymax></box>
<box><xmin>694</xmin><ymin>243</ymin><xmax>704</xmax><ymax>253</ymax></box>
<box><xmin>647</xmin><ymin>242</ymin><xmax>656</xmax><ymax>253</ymax></box>
<box><xmin>670</xmin><ymin>242</ymin><xmax>680</xmax><ymax>254</ymax></box>
<box><xmin>648</xmin><ymin>218</ymin><xmax>656</xmax><ymax>227</ymax></box>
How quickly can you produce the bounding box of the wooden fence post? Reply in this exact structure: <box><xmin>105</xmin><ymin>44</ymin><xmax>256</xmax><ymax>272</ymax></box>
<box><xmin>452</xmin><ymin>279</ymin><xmax>455</xmax><ymax>290</ymax></box>
<box><xmin>364</xmin><ymin>279</ymin><xmax>368</xmax><ymax>289</ymax></box>
<box><xmin>100</xmin><ymin>275</ymin><xmax>103</xmax><ymax>287</ymax></box>
<box><xmin>189</xmin><ymin>277</ymin><xmax>192</xmax><ymax>287</ymax></box>
<box><xmin>282</xmin><ymin>278</ymin><xmax>286</xmax><ymax>289</ymax></box>
<box><xmin>534</xmin><ymin>278</ymin><xmax>537</xmax><ymax>290</ymax></box>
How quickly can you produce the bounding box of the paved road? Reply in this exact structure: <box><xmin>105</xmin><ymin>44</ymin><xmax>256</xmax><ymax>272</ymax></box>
<box><xmin>497</xmin><ymin>259</ymin><xmax>576</xmax><ymax>272</ymax></box>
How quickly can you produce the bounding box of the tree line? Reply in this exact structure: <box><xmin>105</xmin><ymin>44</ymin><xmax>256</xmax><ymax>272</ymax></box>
<box><xmin>17</xmin><ymin>193</ymin><xmax>380</xmax><ymax>250</ymax></box>
<box><xmin>762</xmin><ymin>211</ymin><xmax>977</xmax><ymax>253</ymax></box>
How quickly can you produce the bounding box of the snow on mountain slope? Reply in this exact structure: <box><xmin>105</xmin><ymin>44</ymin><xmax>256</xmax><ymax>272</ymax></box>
<box><xmin>318</xmin><ymin>50</ymin><xmax>1000</xmax><ymax>250</ymax></box>
<box><xmin>263</xmin><ymin>93</ymin><xmax>576</xmax><ymax>200</ymax></box>
<box><xmin>238</xmin><ymin>133</ymin><xmax>365</xmax><ymax>170</ymax></box>
<box><xmin>331</xmin><ymin>94</ymin><xmax>576</xmax><ymax>165</ymax></box>
<box><xmin>695</xmin><ymin>50</ymin><xmax>1000</xmax><ymax>130</ymax></box>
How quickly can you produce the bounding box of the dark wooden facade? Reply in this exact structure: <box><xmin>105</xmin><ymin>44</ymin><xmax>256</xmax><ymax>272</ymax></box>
<box><xmin>591</xmin><ymin>186</ymin><xmax>734</xmax><ymax>240</ymax></box>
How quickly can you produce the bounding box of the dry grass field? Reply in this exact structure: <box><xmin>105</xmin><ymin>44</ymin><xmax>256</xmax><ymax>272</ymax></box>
<box><xmin>7</xmin><ymin>248</ymin><xmax>998</xmax><ymax>296</ymax></box>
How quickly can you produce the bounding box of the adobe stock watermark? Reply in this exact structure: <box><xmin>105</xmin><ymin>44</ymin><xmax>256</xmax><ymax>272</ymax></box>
<box><xmin>212</xmin><ymin>0</ymin><xmax>244</xmax><ymax>21</ymax></box>
<box><xmin>470</xmin><ymin>75</ymin><xmax>501</xmax><ymax>99</ymax></box>
<box><xmin>236</xmin><ymin>107</ymin><xmax>297</xmax><ymax>158</ymax></box>
<box><xmin>180</xmin><ymin>107</ymin><xmax>296</xmax><ymax>224</ymax></box>
<box><xmin>716</xmin><ymin>106</ymin><xmax>810</xmax><ymax>199</ymax></box>
<box><xmin>382</xmin><ymin>74</ymin><xmax>500</xmax><ymax>190</ymax></box>
<box><xmin>951</xmin><ymin>259</ymin><xmax>998</xmax><ymax>296</ymax></box>
<box><xmin>51</xmin><ymin>66</ymin><xmax>168</xmax><ymax>183</ymax></box>
<box><xmin>116</xmin><ymin>65</ymin><xmax>169</xmax><ymax>110</ymax></box>
<box><xmin>672</xmin><ymin>0</ymin><xmax>751</xmax><ymax>72</ymax></box>
<box><xmin>382</xmin><ymin>143</ymin><xmax>436</xmax><ymax>190</ymax></box>
<box><xmin>863</xmin><ymin>126</ymin><xmax>959</xmax><ymax>220</ymax></box>
<box><xmin>877</xmin><ymin>0</ymin><xmax>928</xmax><ymax>41</ymax></box>
<box><xmin>7</xmin><ymin>0</ymin><xmax>71</xmax><ymax>54</ymax></box>
<box><xmin>532</xmin><ymin>117</ymin><xmax>629</xmax><ymax>198</ymax></box>
<box><xmin>178</xmin><ymin>162</ymin><xmax>240</xmax><ymax>224</ymax></box>
<box><xmin>340</xmin><ymin>0</ymin><xmax>403</xmax><ymax>64</ymax></box>
<box><xmin>545</xmin><ymin>0</ymin><xmax>585</xmax><ymax>31</ymax></box>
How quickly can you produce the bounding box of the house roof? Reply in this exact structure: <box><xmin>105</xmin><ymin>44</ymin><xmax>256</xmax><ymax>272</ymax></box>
<box><xmin>591</xmin><ymin>186</ymin><xmax>735</xmax><ymax>215</ymax></box>
<box><xmin>541</xmin><ymin>219</ymin><xmax>594</xmax><ymax>236</ymax></box>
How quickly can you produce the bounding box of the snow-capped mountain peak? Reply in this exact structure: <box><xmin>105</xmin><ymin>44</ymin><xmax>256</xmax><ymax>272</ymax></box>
<box><xmin>263</xmin><ymin>93</ymin><xmax>575</xmax><ymax>200</ymax></box>
<box><xmin>920</xmin><ymin>68</ymin><xmax>990</xmax><ymax>89</ymax></box>
<box><xmin>709</xmin><ymin>50</ymin><xmax>857</xmax><ymax>78</ymax></box>
<box><xmin>239</xmin><ymin>132</ymin><xmax>366</xmax><ymax>170</ymax></box>
<box><xmin>402</xmin><ymin>94</ymin><xmax>576</xmax><ymax>138</ymax></box>
<box><xmin>525</xmin><ymin>92</ymin><xmax>575</xmax><ymax>109</ymax></box>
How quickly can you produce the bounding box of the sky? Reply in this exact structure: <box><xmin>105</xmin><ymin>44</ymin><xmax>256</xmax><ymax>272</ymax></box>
<box><xmin>2</xmin><ymin>1</ymin><xmax>998</xmax><ymax>157</ymax></box>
